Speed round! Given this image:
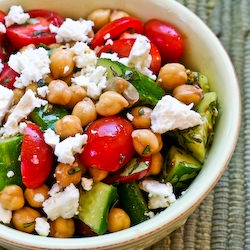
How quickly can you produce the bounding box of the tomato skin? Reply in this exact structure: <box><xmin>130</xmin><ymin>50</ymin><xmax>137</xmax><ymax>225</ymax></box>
<box><xmin>27</xmin><ymin>9</ymin><xmax>64</xmax><ymax>27</ymax></box>
<box><xmin>98</xmin><ymin>38</ymin><xmax>161</xmax><ymax>74</ymax></box>
<box><xmin>21</xmin><ymin>123</ymin><xmax>53</xmax><ymax>188</ymax></box>
<box><xmin>80</xmin><ymin>116</ymin><xmax>135</xmax><ymax>172</ymax></box>
<box><xmin>0</xmin><ymin>10</ymin><xmax>6</xmax><ymax>23</ymax></box>
<box><xmin>0</xmin><ymin>63</ymin><xmax>19</xmax><ymax>89</ymax></box>
<box><xmin>144</xmin><ymin>19</ymin><xmax>184</xmax><ymax>63</ymax></box>
<box><xmin>90</xmin><ymin>17</ymin><xmax>144</xmax><ymax>48</ymax></box>
<box><xmin>6</xmin><ymin>17</ymin><xmax>56</xmax><ymax>49</ymax></box>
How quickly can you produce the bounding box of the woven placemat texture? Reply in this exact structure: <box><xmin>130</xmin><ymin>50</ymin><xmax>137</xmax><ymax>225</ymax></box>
<box><xmin>149</xmin><ymin>0</ymin><xmax>250</xmax><ymax>249</ymax></box>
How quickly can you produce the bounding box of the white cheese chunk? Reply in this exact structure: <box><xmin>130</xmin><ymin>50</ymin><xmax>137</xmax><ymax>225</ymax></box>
<box><xmin>5</xmin><ymin>5</ymin><xmax>30</xmax><ymax>27</ymax></box>
<box><xmin>72</xmin><ymin>66</ymin><xmax>107</xmax><ymax>99</ymax></box>
<box><xmin>42</xmin><ymin>184</ymin><xmax>80</xmax><ymax>220</ymax></box>
<box><xmin>7</xmin><ymin>170</ymin><xmax>14</xmax><ymax>178</ymax></box>
<box><xmin>43</xmin><ymin>128</ymin><xmax>60</xmax><ymax>149</ymax></box>
<box><xmin>0</xmin><ymin>23</ymin><xmax>6</xmax><ymax>33</ymax></box>
<box><xmin>49</xmin><ymin>18</ymin><xmax>94</xmax><ymax>43</ymax></box>
<box><xmin>35</xmin><ymin>217</ymin><xmax>50</xmax><ymax>236</ymax></box>
<box><xmin>0</xmin><ymin>204</ymin><xmax>12</xmax><ymax>224</ymax></box>
<box><xmin>100</xmin><ymin>52</ymin><xmax>120</xmax><ymax>61</ymax></box>
<box><xmin>37</xmin><ymin>86</ymin><xmax>49</xmax><ymax>98</ymax></box>
<box><xmin>151</xmin><ymin>95</ymin><xmax>203</xmax><ymax>134</ymax></box>
<box><xmin>48</xmin><ymin>183</ymin><xmax>61</xmax><ymax>197</ymax></box>
<box><xmin>0</xmin><ymin>85</ymin><xmax>14</xmax><ymax>126</ymax></box>
<box><xmin>81</xmin><ymin>177</ymin><xmax>93</xmax><ymax>191</ymax></box>
<box><xmin>139</xmin><ymin>179</ymin><xmax>176</xmax><ymax>209</ymax></box>
<box><xmin>54</xmin><ymin>133</ymin><xmax>88</xmax><ymax>164</ymax></box>
<box><xmin>8</xmin><ymin>47</ymin><xmax>50</xmax><ymax>88</ymax></box>
<box><xmin>1</xmin><ymin>90</ymin><xmax>47</xmax><ymax>137</ymax></box>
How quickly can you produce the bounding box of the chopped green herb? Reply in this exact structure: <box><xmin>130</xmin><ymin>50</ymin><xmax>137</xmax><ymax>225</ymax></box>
<box><xmin>142</xmin><ymin>145</ymin><xmax>151</xmax><ymax>155</ymax></box>
<box><xmin>37</xmin><ymin>43</ymin><xmax>50</xmax><ymax>50</ymax></box>
<box><xmin>37</xmin><ymin>79</ymin><xmax>47</xmax><ymax>87</ymax></box>
<box><xmin>26</xmin><ymin>18</ymin><xmax>39</xmax><ymax>25</ymax></box>
<box><xmin>68</xmin><ymin>168</ymin><xmax>81</xmax><ymax>175</ymax></box>
<box><xmin>138</xmin><ymin>108</ymin><xmax>145</xmax><ymax>115</ymax></box>
<box><xmin>32</xmin><ymin>30</ymin><xmax>45</xmax><ymax>37</ymax></box>
<box><xmin>23</xmin><ymin>222</ymin><xmax>35</xmax><ymax>228</ymax></box>
<box><xmin>3</xmin><ymin>78</ymin><xmax>11</xmax><ymax>84</ymax></box>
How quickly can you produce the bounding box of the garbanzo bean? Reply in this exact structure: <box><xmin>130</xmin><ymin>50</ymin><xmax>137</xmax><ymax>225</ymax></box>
<box><xmin>131</xmin><ymin>129</ymin><xmax>162</xmax><ymax>156</ymax></box>
<box><xmin>88</xmin><ymin>167</ymin><xmax>109</xmax><ymax>182</ymax></box>
<box><xmin>12</xmin><ymin>207</ymin><xmax>41</xmax><ymax>233</ymax></box>
<box><xmin>55</xmin><ymin>115</ymin><xmax>83</xmax><ymax>139</ymax></box>
<box><xmin>24</xmin><ymin>184</ymin><xmax>49</xmax><ymax>208</ymax></box>
<box><xmin>173</xmin><ymin>84</ymin><xmax>204</xmax><ymax>105</ymax></box>
<box><xmin>72</xmin><ymin>98</ymin><xmax>97</xmax><ymax>127</ymax></box>
<box><xmin>96</xmin><ymin>91</ymin><xmax>129</xmax><ymax>116</ymax></box>
<box><xmin>147</xmin><ymin>152</ymin><xmax>164</xmax><ymax>176</ymax></box>
<box><xmin>25</xmin><ymin>82</ymin><xmax>37</xmax><ymax>92</ymax></box>
<box><xmin>110</xmin><ymin>10</ymin><xmax>130</xmax><ymax>22</ymax></box>
<box><xmin>131</xmin><ymin>106</ymin><xmax>152</xmax><ymax>128</ymax></box>
<box><xmin>55</xmin><ymin>162</ymin><xmax>82</xmax><ymax>188</ymax></box>
<box><xmin>157</xmin><ymin>63</ymin><xmax>187</xmax><ymax>90</ymax></box>
<box><xmin>50</xmin><ymin>217</ymin><xmax>75</xmax><ymax>238</ymax></box>
<box><xmin>13</xmin><ymin>88</ymin><xmax>25</xmax><ymax>105</ymax></box>
<box><xmin>50</xmin><ymin>48</ymin><xmax>75</xmax><ymax>79</ymax></box>
<box><xmin>19</xmin><ymin>44</ymin><xmax>35</xmax><ymax>53</ymax></box>
<box><xmin>67</xmin><ymin>85</ymin><xmax>87</xmax><ymax>109</ymax></box>
<box><xmin>87</xmin><ymin>9</ymin><xmax>111</xmax><ymax>31</ymax></box>
<box><xmin>47</xmin><ymin>80</ymin><xmax>72</xmax><ymax>105</ymax></box>
<box><xmin>44</xmin><ymin>74</ymin><xmax>54</xmax><ymax>84</ymax></box>
<box><xmin>0</xmin><ymin>185</ymin><xmax>25</xmax><ymax>210</ymax></box>
<box><xmin>108</xmin><ymin>208</ymin><xmax>131</xmax><ymax>232</ymax></box>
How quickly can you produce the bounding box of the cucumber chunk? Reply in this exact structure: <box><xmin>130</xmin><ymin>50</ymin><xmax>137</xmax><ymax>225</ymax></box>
<box><xmin>78</xmin><ymin>182</ymin><xmax>118</xmax><ymax>235</ymax></box>
<box><xmin>0</xmin><ymin>135</ymin><xmax>23</xmax><ymax>190</ymax></box>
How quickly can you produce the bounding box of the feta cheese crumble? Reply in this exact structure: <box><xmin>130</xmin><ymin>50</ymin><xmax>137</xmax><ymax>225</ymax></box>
<box><xmin>49</xmin><ymin>18</ymin><xmax>94</xmax><ymax>43</ymax></box>
<box><xmin>35</xmin><ymin>217</ymin><xmax>50</xmax><ymax>236</ymax></box>
<box><xmin>43</xmin><ymin>128</ymin><xmax>60</xmax><ymax>149</ymax></box>
<box><xmin>8</xmin><ymin>47</ymin><xmax>51</xmax><ymax>88</ymax></box>
<box><xmin>37</xmin><ymin>86</ymin><xmax>49</xmax><ymax>98</ymax></box>
<box><xmin>81</xmin><ymin>177</ymin><xmax>93</xmax><ymax>191</ymax></box>
<box><xmin>0</xmin><ymin>204</ymin><xmax>12</xmax><ymax>224</ymax></box>
<box><xmin>54</xmin><ymin>133</ymin><xmax>88</xmax><ymax>164</ymax></box>
<box><xmin>5</xmin><ymin>5</ymin><xmax>30</xmax><ymax>27</ymax></box>
<box><xmin>151</xmin><ymin>95</ymin><xmax>203</xmax><ymax>134</ymax></box>
<box><xmin>0</xmin><ymin>85</ymin><xmax>14</xmax><ymax>126</ymax></box>
<box><xmin>42</xmin><ymin>184</ymin><xmax>80</xmax><ymax>220</ymax></box>
<box><xmin>7</xmin><ymin>171</ymin><xmax>14</xmax><ymax>178</ymax></box>
<box><xmin>0</xmin><ymin>23</ymin><xmax>6</xmax><ymax>33</ymax></box>
<box><xmin>139</xmin><ymin>179</ymin><xmax>176</xmax><ymax>209</ymax></box>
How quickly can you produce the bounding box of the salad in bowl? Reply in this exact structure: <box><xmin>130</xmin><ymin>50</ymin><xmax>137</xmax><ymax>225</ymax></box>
<box><xmin>0</xmin><ymin>3</ymin><xmax>219</xmax><ymax>240</ymax></box>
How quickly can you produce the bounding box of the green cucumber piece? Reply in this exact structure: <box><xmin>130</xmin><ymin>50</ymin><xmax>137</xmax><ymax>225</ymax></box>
<box><xmin>97</xmin><ymin>58</ymin><xmax>164</xmax><ymax>106</ymax></box>
<box><xmin>187</xmin><ymin>71</ymin><xmax>210</xmax><ymax>93</ymax></box>
<box><xmin>117</xmin><ymin>182</ymin><xmax>150</xmax><ymax>225</ymax></box>
<box><xmin>0</xmin><ymin>135</ymin><xmax>23</xmax><ymax>190</ymax></box>
<box><xmin>30</xmin><ymin>104</ymin><xmax>68</xmax><ymax>131</ymax></box>
<box><xmin>78</xmin><ymin>182</ymin><xmax>118</xmax><ymax>235</ymax></box>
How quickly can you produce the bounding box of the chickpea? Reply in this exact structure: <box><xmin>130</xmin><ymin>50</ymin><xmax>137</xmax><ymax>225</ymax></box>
<box><xmin>13</xmin><ymin>88</ymin><xmax>25</xmax><ymax>104</ymax></box>
<box><xmin>131</xmin><ymin>129</ymin><xmax>162</xmax><ymax>156</ymax></box>
<box><xmin>0</xmin><ymin>185</ymin><xmax>25</xmax><ymax>210</ymax></box>
<box><xmin>108</xmin><ymin>208</ymin><xmax>131</xmax><ymax>232</ymax></box>
<box><xmin>48</xmin><ymin>43</ymin><xmax>61</xmax><ymax>49</ymax></box>
<box><xmin>19</xmin><ymin>44</ymin><xmax>35</xmax><ymax>53</ymax></box>
<box><xmin>50</xmin><ymin>217</ymin><xmax>75</xmax><ymax>238</ymax></box>
<box><xmin>55</xmin><ymin>162</ymin><xmax>82</xmax><ymax>188</ymax></box>
<box><xmin>72</xmin><ymin>98</ymin><xmax>97</xmax><ymax>127</ymax></box>
<box><xmin>96</xmin><ymin>91</ymin><xmax>129</xmax><ymax>116</ymax></box>
<box><xmin>157</xmin><ymin>63</ymin><xmax>187</xmax><ymax>90</ymax></box>
<box><xmin>131</xmin><ymin>106</ymin><xmax>152</xmax><ymax>128</ymax></box>
<box><xmin>67</xmin><ymin>85</ymin><xmax>87</xmax><ymax>109</ymax></box>
<box><xmin>25</xmin><ymin>82</ymin><xmax>37</xmax><ymax>92</ymax></box>
<box><xmin>110</xmin><ymin>10</ymin><xmax>130</xmax><ymax>22</ymax></box>
<box><xmin>147</xmin><ymin>152</ymin><xmax>164</xmax><ymax>176</ymax></box>
<box><xmin>87</xmin><ymin>9</ymin><xmax>111</xmax><ymax>31</ymax></box>
<box><xmin>173</xmin><ymin>84</ymin><xmax>204</xmax><ymax>105</ymax></box>
<box><xmin>24</xmin><ymin>184</ymin><xmax>49</xmax><ymax>208</ymax></box>
<box><xmin>47</xmin><ymin>80</ymin><xmax>72</xmax><ymax>105</ymax></box>
<box><xmin>106</xmin><ymin>77</ymin><xmax>129</xmax><ymax>93</ymax></box>
<box><xmin>12</xmin><ymin>207</ymin><xmax>41</xmax><ymax>233</ymax></box>
<box><xmin>55</xmin><ymin>115</ymin><xmax>83</xmax><ymax>139</ymax></box>
<box><xmin>44</xmin><ymin>74</ymin><xmax>54</xmax><ymax>84</ymax></box>
<box><xmin>50</xmin><ymin>48</ymin><xmax>75</xmax><ymax>79</ymax></box>
<box><xmin>88</xmin><ymin>167</ymin><xmax>109</xmax><ymax>182</ymax></box>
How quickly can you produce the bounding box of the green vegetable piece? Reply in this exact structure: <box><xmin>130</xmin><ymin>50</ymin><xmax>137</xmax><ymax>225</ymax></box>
<box><xmin>187</xmin><ymin>71</ymin><xmax>210</xmax><ymax>93</ymax></box>
<box><xmin>78</xmin><ymin>182</ymin><xmax>118</xmax><ymax>235</ymax></box>
<box><xmin>97</xmin><ymin>58</ymin><xmax>164</xmax><ymax>106</ymax></box>
<box><xmin>0</xmin><ymin>135</ymin><xmax>23</xmax><ymax>191</ymax></box>
<box><xmin>117</xmin><ymin>182</ymin><xmax>150</xmax><ymax>225</ymax></box>
<box><xmin>162</xmin><ymin>146</ymin><xmax>202</xmax><ymax>189</ymax></box>
<box><xmin>30</xmin><ymin>104</ymin><xmax>68</xmax><ymax>131</ymax></box>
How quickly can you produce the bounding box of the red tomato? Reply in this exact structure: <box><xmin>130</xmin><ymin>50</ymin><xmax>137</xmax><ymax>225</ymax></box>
<box><xmin>0</xmin><ymin>63</ymin><xmax>19</xmax><ymax>89</ymax></box>
<box><xmin>27</xmin><ymin>9</ymin><xmax>64</xmax><ymax>27</ymax></box>
<box><xmin>90</xmin><ymin>17</ymin><xmax>144</xmax><ymax>49</ymax></box>
<box><xmin>80</xmin><ymin>116</ymin><xmax>135</xmax><ymax>172</ymax></box>
<box><xmin>98</xmin><ymin>38</ymin><xmax>161</xmax><ymax>74</ymax></box>
<box><xmin>144</xmin><ymin>19</ymin><xmax>184</xmax><ymax>63</ymax></box>
<box><xmin>6</xmin><ymin>17</ymin><xmax>56</xmax><ymax>49</ymax></box>
<box><xmin>21</xmin><ymin>123</ymin><xmax>53</xmax><ymax>188</ymax></box>
<box><xmin>0</xmin><ymin>10</ymin><xmax>6</xmax><ymax>23</ymax></box>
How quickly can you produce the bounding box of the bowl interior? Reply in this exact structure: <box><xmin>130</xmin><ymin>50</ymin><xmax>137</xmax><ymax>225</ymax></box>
<box><xmin>0</xmin><ymin>0</ymin><xmax>240</xmax><ymax>249</ymax></box>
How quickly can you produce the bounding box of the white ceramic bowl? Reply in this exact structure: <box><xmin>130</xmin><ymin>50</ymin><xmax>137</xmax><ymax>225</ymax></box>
<box><xmin>0</xmin><ymin>0</ymin><xmax>240</xmax><ymax>249</ymax></box>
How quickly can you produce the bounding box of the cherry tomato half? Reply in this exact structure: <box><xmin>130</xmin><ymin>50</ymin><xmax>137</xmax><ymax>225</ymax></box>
<box><xmin>144</xmin><ymin>19</ymin><xmax>184</xmax><ymax>63</ymax></box>
<box><xmin>27</xmin><ymin>9</ymin><xmax>64</xmax><ymax>27</ymax></box>
<box><xmin>6</xmin><ymin>17</ymin><xmax>56</xmax><ymax>49</ymax></box>
<box><xmin>80</xmin><ymin>116</ymin><xmax>135</xmax><ymax>172</ymax></box>
<box><xmin>21</xmin><ymin>123</ymin><xmax>53</xmax><ymax>188</ymax></box>
<box><xmin>0</xmin><ymin>10</ymin><xmax>6</xmax><ymax>23</ymax></box>
<box><xmin>0</xmin><ymin>63</ymin><xmax>19</xmax><ymax>89</ymax></box>
<box><xmin>90</xmin><ymin>17</ymin><xmax>144</xmax><ymax>49</ymax></box>
<box><xmin>98</xmin><ymin>38</ymin><xmax>161</xmax><ymax>74</ymax></box>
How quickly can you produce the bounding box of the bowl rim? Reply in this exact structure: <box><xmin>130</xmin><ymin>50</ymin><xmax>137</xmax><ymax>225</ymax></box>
<box><xmin>0</xmin><ymin>0</ymin><xmax>241</xmax><ymax>249</ymax></box>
